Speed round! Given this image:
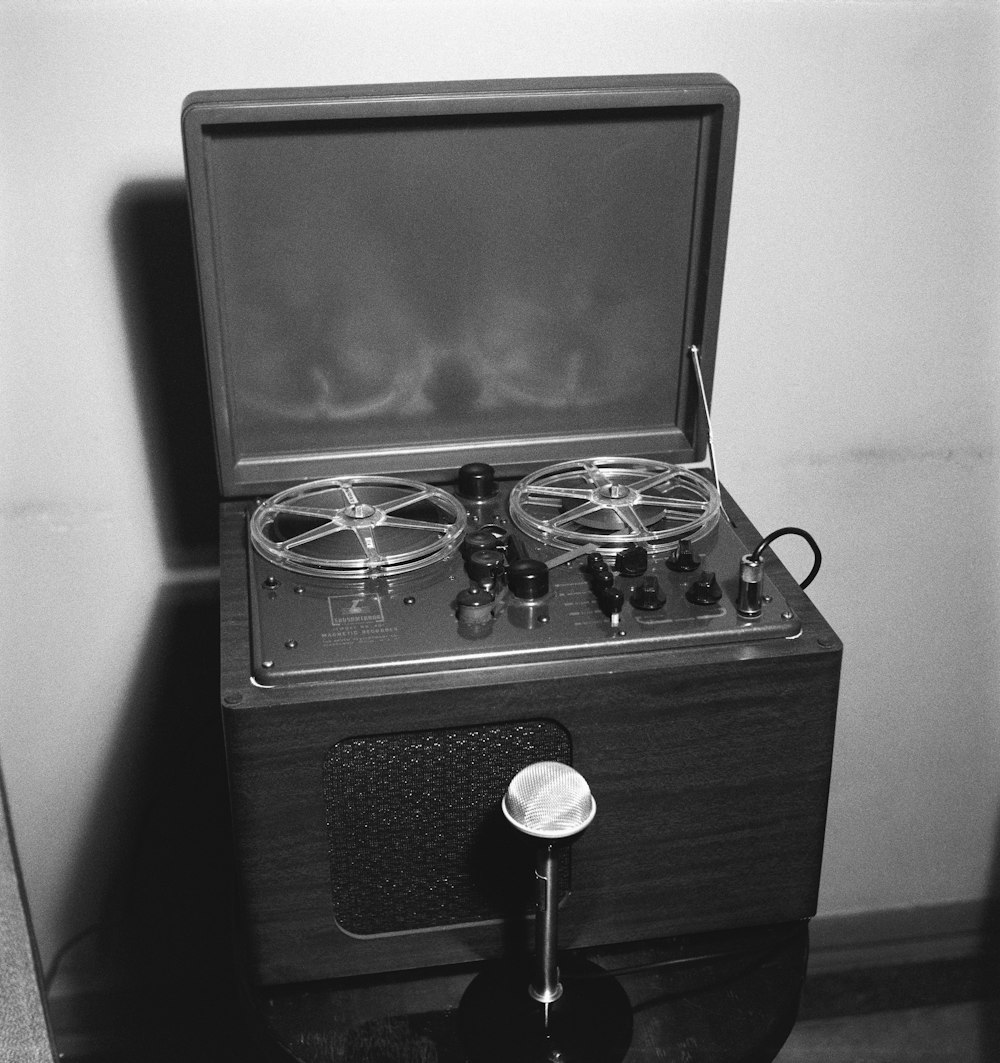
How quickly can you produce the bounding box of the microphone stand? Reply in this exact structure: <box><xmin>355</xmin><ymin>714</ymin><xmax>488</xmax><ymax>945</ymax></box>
<box><xmin>460</xmin><ymin>762</ymin><xmax>632</xmax><ymax>1063</ymax></box>
<box><xmin>531</xmin><ymin>842</ymin><xmax>562</xmax><ymax>1023</ymax></box>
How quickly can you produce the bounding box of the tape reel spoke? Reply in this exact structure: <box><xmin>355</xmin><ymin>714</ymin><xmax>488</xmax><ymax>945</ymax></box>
<box><xmin>352</xmin><ymin>528</ymin><xmax>384</xmax><ymax>564</ymax></box>
<box><xmin>276</xmin><ymin>520</ymin><xmax>346</xmax><ymax>552</ymax></box>
<box><xmin>269</xmin><ymin>502</ymin><xmax>347</xmax><ymax>522</ymax></box>
<box><xmin>381</xmin><ymin>515</ymin><xmax>457</xmax><ymax>534</ymax></box>
<box><xmin>631</xmin><ymin>469</ymin><xmax>683</xmax><ymax>493</ymax></box>
<box><xmin>522</xmin><ymin>485</ymin><xmax>594</xmax><ymax>506</ymax></box>
<box><xmin>613</xmin><ymin>505</ymin><xmax>649</xmax><ymax>536</ymax></box>
<box><xmin>577</xmin><ymin>461</ymin><xmax>617</xmax><ymax>490</ymax></box>
<box><xmin>634</xmin><ymin>495</ymin><xmax>710</xmax><ymax>516</ymax></box>
<box><xmin>379</xmin><ymin>488</ymin><xmax>435</xmax><ymax>514</ymax></box>
<box><xmin>550</xmin><ymin>501</ymin><xmax>607</xmax><ymax>528</ymax></box>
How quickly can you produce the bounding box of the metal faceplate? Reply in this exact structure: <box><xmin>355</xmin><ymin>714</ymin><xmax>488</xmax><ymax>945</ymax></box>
<box><xmin>183</xmin><ymin>74</ymin><xmax>739</xmax><ymax>496</ymax></box>
<box><xmin>247</xmin><ymin>477</ymin><xmax>798</xmax><ymax>686</ymax></box>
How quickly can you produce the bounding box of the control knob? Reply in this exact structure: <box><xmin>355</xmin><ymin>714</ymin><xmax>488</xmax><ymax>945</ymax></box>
<box><xmin>616</xmin><ymin>545</ymin><xmax>648</xmax><ymax>577</ymax></box>
<box><xmin>458</xmin><ymin>462</ymin><xmax>498</xmax><ymax>500</ymax></box>
<box><xmin>507</xmin><ymin>559</ymin><xmax>549</xmax><ymax>601</ymax></box>
<box><xmin>686</xmin><ymin>570</ymin><xmax>723</xmax><ymax>606</ymax></box>
<box><xmin>461</xmin><ymin>524</ymin><xmax>510</xmax><ymax>560</ymax></box>
<box><xmin>468</xmin><ymin>548</ymin><xmax>505</xmax><ymax>589</ymax></box>
<box><xmin>630</xmin><ymin>575</ymin><xmax>666</xmax><ymax>611</ymax></box>
<box><xmin>666</xmin><ymin>539</ymin><xmax>700</xmax><ymax>573</ymax></box>
<box><xmin>456</xmin><ymin>585</ymin><xmax>494</xmax><ymax>625</ymax></box>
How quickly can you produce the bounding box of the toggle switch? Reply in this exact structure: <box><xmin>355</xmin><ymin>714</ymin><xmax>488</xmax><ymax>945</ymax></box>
<box><xmin>590</xmin><ymin>567</ymin><xmax>615</xmax><ymax>592</ymax></box>
<box><xmin>597</xmin><ymin>585</ymin><xmax>624</xmax><ymax>617</ymax></box>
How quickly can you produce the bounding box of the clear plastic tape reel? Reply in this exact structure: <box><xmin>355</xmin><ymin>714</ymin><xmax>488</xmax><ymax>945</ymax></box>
<box><xmin>508</xmin><ymin>456</ymin><xmax>721</xmax><ymax>557</ymax></box>
<box><xmin>250</xmin><ymin>476</ymin><xmax>467</xmax><ymax>578</ymax></box>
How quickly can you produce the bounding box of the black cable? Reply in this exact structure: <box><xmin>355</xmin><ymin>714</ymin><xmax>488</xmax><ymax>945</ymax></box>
<box><xmin>750</xmin><ymin>526</ymin><xmax>822</xmax><ymax>589</ymax></box>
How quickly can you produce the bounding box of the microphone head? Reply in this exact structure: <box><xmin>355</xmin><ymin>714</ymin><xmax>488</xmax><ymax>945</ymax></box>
<box><xmin>502</xmin><ymin>761</ymin><xmax>596</xmax><ymax>839</ymax></box>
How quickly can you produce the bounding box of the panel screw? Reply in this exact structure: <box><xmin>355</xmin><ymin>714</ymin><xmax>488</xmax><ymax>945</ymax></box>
<box><xmin>285</xmin><ymin>640</ymin><xmax>298</xmax><ymax>649</ymax></box>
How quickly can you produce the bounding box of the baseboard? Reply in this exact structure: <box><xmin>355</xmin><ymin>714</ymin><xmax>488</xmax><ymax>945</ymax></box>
<box><xmin>807</xmin><ymin>900</ymin><xmax>992</xmax><ymax>973</ymax></box>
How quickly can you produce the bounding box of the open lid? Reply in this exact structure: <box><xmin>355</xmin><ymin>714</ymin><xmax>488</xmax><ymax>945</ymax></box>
<box><xmin>182</xmin><ymin>74</ymin><xmax>739</xmax><ymax>498</ymax></box>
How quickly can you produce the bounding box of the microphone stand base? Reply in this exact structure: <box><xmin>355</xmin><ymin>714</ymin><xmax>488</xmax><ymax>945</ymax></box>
<box><xmin>460</xmin><ymin>955</ymin><xmax>632</xmax><ymax>1063</ymax></box>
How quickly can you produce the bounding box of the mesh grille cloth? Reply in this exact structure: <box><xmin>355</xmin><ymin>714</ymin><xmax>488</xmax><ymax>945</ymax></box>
<box><xmin>504</xmin><ymin>761</ymin><xmax>594</xmax><ymax>837</ymax></box>
<box><xmin>324</xmin><ymin>720</ymin><xmax>571</xmax><ymax>935</ymax></box>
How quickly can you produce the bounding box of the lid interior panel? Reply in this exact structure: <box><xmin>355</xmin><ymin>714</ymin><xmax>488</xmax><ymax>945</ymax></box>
<box><xmin>184</xmin><ymin>80</ymin><xmax>737</xmax><ymax>495</ymax></box>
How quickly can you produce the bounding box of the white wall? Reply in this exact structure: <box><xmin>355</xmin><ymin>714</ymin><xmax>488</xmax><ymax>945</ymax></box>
<box><xmin>2</xmin><ymin>0</ymin><xmax>998</xmax><ymax>994</ymax></box>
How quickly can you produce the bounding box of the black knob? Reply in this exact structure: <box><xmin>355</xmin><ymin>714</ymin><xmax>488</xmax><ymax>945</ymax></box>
<box><xmin>616</xmin><ymin>545</ymin><xmax>648</xmax><ymax>577</ymax></box>
<box><xmin>630</xmin><ymin>575</ymin><xmax>666</xmax><ymax>611</ymax></box>
<box><xmin>458</xmin><ymin>462</ymin><xmax>498</xmax><ymax>500</ymax></box>
<box><xmin>468</xmin><ymin>548</ymin><xmax>505</xmax><ymax>586</ymax></box>
<box><xmin>507</xmin><ymin>559</ymin><xmax>549</xmax><ymax>601</ymax></box>
<box><xmin>461</xmin><ymin>524</ymin><xmax>509</xmax><ymax>560</ymax></box>
<box><xmin>665</xmin><ymin>539</ymin><xmax>700</xmax><ymax>572</ymax></box>
<box><xmin>686</xmin><ymin>570</ymin><xmax>723</xmax><ymax>606</ymax></box>
<box><xmin>456</xmin><ymin>585</ymin><xmax>494</xmax><ymax>625</ymax></box>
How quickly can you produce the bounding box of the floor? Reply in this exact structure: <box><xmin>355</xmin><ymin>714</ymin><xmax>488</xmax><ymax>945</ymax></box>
<box><xmin>777</xmin><ymin>1002</ymin><xmax>987</xmax><ymax>1062</ymax></box>
<box><xmin>775</xmin><ymin>955</ymin><xmax>996</xmax><ymax>1063</ymax></box>
<box><xmin>49</xmin><ymin>947</ymin><xmax>998</xmax><ymax>1062</ymax></box>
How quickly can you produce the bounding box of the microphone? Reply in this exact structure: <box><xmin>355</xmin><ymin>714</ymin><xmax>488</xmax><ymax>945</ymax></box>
<box><xmin>502</xmin><ymin>762</ymin><xmax>596</xmax><ymax>1014</ymax></box>
<box><xmin>460</xmin><ymin>762</ymin><xmax>632</xmax><ymax>1062</ymax></box>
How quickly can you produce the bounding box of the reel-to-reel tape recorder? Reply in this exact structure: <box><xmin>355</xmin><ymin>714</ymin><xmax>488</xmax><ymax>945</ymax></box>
<box><xmin>184</xmin><ymin>74</ymin><xmax>841</xmax><ymax>991</ymax></box>
<box><xmin>245</xmin><ymin>455</ymin><xmax>802</xmax><ymax>688</ymax></box>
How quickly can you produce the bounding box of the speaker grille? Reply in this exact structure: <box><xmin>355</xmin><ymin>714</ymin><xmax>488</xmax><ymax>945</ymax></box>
<box><xmin>324</xmin><ymin>720</ymin><xmax>571</xmax><ymax>935</ymax></box>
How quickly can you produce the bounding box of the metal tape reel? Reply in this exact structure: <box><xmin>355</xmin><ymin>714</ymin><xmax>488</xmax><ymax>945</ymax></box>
<box><xmin>509</xmin><ymin>457</ymin><xmax>720</xmax><ymax>556</ymax></box>
<box><xmin>250</xmin><ymin>476</ymin><xmax>467</xmax><ymax>578</ymax></box>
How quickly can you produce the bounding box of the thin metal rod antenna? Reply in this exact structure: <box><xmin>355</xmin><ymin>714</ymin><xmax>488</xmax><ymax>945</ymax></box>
<box><xmin>688</xmin><ymin>345</ymin><xmax>731</xmax><ymax>525</ymax></box>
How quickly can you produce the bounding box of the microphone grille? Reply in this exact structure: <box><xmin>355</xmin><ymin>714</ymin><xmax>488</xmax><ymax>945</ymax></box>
<box><xmin>502</xmin><ymin>761</ymin><xmax>596</xmax><ymax>839</ymax></box>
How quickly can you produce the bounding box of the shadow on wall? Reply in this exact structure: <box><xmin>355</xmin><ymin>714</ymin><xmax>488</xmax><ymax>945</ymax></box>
<box><xmin>109</xmin><ymin>179</ymin><xmax>219</xmax><ymax>571</ymax></box>
<box><xmin>44</xmin><ymin>582</ymin><xmax>266</xmax><ymax>1061</ymax></box>
<box><xmin>38</xmin><ymin>187</ymin><xmax>260</xmax><ymax>1056</ymax></box>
